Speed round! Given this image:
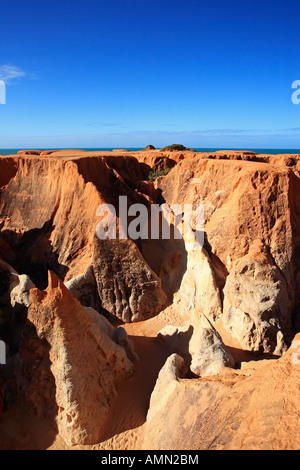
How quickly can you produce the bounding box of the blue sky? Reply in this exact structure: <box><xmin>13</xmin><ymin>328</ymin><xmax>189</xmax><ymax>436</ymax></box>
<box><xmin>0</xmin><ymin>0</ymin><xmax>300</xmax><ymax>149</ymax></box>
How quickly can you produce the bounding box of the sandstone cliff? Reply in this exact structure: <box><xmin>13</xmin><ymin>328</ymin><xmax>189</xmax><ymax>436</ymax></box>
<box><xmin>0</xmin><ymin>152</ymin><xmax>166</xmax><ymax>322</ymax></box>
<box><xmin>0</xmin><ymin>148</ymin><xmax>299</xmax><ymax>450</ymax></box>
<box><xmin>155</xmin><ymin>156</ymin><xmax>300</xmax><ymax>353</ymax></box>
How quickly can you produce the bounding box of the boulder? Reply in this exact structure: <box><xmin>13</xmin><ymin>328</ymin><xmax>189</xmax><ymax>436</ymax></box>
<box><xmin>189</xmin><ymin>313</ymin><xmax>235</xmax><ymax>377</ymax></box>
<box><xmin>0</xmin><ymin>259</ymin><xmax>34</xmax><ymax>309</ymax></box>
<box><xmin>158</xmin><ymin>311</ymin><xmax>235</xmax><ymax>377</ymax></box>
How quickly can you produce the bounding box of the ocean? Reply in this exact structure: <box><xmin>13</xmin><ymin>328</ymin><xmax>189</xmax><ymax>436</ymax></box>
<box><xmin>0</xmin><ymin>148</ymin><xmax>300</xmax><ymax>156</ymax></box>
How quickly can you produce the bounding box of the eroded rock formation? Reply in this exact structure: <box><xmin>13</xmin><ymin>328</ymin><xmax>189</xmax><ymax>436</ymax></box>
<box><xmin>15</xmin><ymin>271</ymin><xmax>135</xmax><ymax>446</ymax></box>
<box><xmin>156</xmin><ymin>156</ymin><xmax>300</xmax><ymax>353</ymax></box>
<box><xmin>143</xmin><ymin>333</ymin><xmax>300</xmax><ymax>450</ymax></box>
<box><xmin>0</xmin><ymin>148</ymin><xmax>300</xmax><ymax>450</ymax></box>
<box><xmin>0</xmin><ymin>153</ymin><xmax>167</xmax><ymax>322</ymax></box>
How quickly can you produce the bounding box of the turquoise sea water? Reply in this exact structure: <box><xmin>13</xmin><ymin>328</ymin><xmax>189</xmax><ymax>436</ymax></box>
<box><xmin>0</xmin><ymin>148</ymin><xmax>300</xmax><ymax>156</ymax></box>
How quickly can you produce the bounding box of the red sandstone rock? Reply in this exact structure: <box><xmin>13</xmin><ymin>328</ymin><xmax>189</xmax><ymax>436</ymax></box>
<box><xmin>156</xmin><ymin>156</ymin><xmax>300</xmax><ymax>353</ymax></box>
<box><xmin>0</xmin><ymin>148</ymin><xmax>300</xmax><ymax>450</ymax></box>
<box><xmin>15</xmin><ymin>271</ymin><xmax>135</xmax><ymax>446</ymax></box>
<box><xmin>143</xmin><ymin>332</ymin><xmax>300</xmax><ymax>450</ymax></box>
<box><xmin>0</xmin><ymin>153</ymin><xmax>163</xmax><ymax>321</ymax></box>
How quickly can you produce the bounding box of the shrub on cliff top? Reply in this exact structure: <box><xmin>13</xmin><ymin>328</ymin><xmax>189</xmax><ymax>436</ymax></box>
<box><xmin>148</xmin><ymin>167</ymin><xmax>172</xmax><ymax>182</ymax></box>
<box><xmin>160</xmin><ymin>144</ymin><xmax>194</xmax><ymax>151</ymax></box>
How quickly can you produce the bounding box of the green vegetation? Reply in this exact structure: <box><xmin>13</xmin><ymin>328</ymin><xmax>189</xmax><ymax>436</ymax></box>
<box><xmin>148</xmin><ymin>167</ymin><xmax>172</xmax><ymax>182</ymax></box>
<box><xmin>160</xmin><ymin>144</ymin><xmax>194</xmax><ymax>151</ymax></box>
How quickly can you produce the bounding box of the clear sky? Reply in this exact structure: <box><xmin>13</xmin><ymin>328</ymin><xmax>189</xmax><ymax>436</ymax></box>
<box><xmin>0</xmin><ymin>0</ymin><xmax>300</xmax><ymax>149</ymax></box>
